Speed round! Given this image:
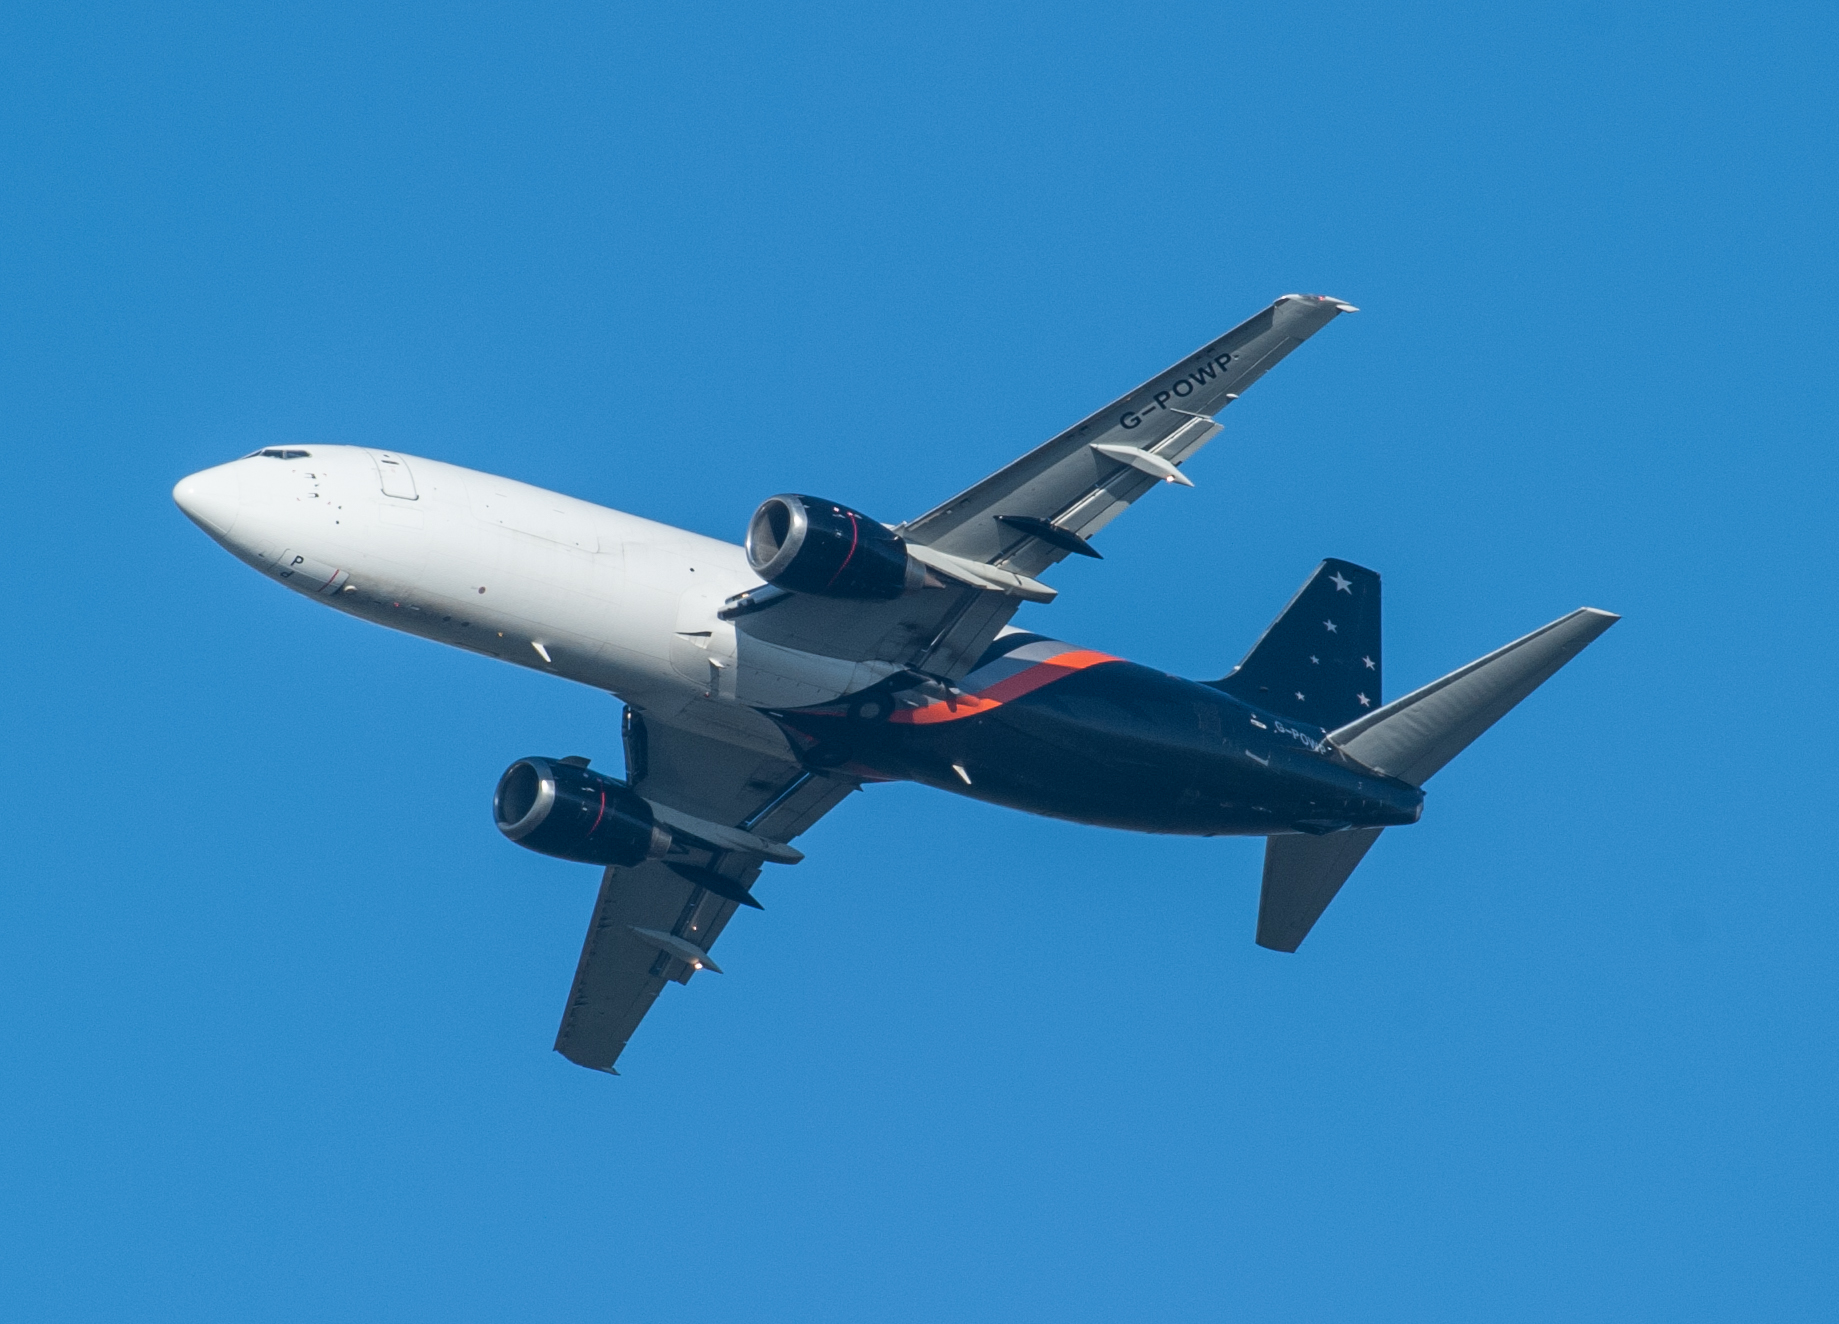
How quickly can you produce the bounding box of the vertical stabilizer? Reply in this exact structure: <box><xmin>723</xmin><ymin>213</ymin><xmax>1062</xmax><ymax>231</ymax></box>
<box><xmin>1214</xmin><ymin>559</ymin><xmax>1382</xmax><ymax>730</ymax></box>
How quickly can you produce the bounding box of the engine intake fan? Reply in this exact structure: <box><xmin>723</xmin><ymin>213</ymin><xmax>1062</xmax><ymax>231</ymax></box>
<box><xmin>746</xmin><ymin>494</ymin><xmax>926</xmax><ymax>600</ymax></box>
<box><xmin>492</xmin><ymin>757</ymin><xmax>807</xmax><ymax>869</ymax></box>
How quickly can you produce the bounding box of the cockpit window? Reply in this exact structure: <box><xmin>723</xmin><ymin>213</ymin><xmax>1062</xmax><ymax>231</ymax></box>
<box><xmin>256</xmin><ymin>448</ymin><xmax>312</xmax><ymax>459</ymax></box>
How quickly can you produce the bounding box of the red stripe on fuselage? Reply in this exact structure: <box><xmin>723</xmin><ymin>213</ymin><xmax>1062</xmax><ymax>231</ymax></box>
<box><xmin>888</xmin><ymin>649</ymin><xmax>1120</xmax><ymax>725</ymax></box>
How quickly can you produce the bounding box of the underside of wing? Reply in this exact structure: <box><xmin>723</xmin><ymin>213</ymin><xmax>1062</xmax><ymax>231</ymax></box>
<box><xmin>732</xmin><ymin>574</ymin><xmax>1017</xmax><ymax>684</ymax></box>
<box><xmin>551</xmin><ymin>715</ymin><xmax>857</xmax><ymax>1073</ymax></box>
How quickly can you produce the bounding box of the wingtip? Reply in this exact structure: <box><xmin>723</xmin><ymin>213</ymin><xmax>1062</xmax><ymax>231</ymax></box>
<box><xmin>1278</xmin><ymin>293</ymin><xmax>1359</xmax><ymax>313</ymax></box>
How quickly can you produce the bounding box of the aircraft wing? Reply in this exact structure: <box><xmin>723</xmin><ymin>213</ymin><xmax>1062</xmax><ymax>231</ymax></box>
<box><xmin>731</xmin><ymin>294</ymin><xmax>1353</xmax><ymax>680</ymax></box>
<box><xmin>552</xmin><ymin>715</ymin><xmax>858</xmax><ymax>1073</ymax></box>
<box><xmin>898</xmin><ymin>293</ymin><xmax>1354</xmax><ymax>571</ymax></box>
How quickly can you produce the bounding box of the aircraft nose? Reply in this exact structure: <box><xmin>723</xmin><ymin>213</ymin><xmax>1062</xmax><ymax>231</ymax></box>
<box><xmin>172</xmin><ymin>463</ymin><xmax>241</xmax><ymax>538</ymax></box>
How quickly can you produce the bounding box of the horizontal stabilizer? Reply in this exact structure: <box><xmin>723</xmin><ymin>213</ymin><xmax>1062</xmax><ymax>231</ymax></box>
<box><xmin>1257</xmin><ymin>828</ymin><xmax>1384</xmax><ymax>952</ymax></box>
<box><xmin>1329</xmin><ymin>608</ymin><xmax>1618</xmax><ymax>786</ymax></box>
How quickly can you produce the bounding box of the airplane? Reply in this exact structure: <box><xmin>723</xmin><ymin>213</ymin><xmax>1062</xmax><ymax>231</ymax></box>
<box><xmin>172</xmin><ymin>293</ymin><xmax>1617</xmax><ymax>1074</ymax></box>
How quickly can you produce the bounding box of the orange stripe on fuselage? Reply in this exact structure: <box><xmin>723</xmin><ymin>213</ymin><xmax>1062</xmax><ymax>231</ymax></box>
<box><xmin>888</xmin><ymin>649</ymin><xmax>1121</xmax><ymax>725</ymax></box>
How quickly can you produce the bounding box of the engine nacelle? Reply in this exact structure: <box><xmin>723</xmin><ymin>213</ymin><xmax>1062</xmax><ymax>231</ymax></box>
<box><xmin>745</xmin><ymin>494</ymin><xmax>924</xmax><ymax>600</ymax></box>
<box><xmin>493</xmin><ymin>757</ymin><xmax>671</xmax><ymax>866</ymax></box>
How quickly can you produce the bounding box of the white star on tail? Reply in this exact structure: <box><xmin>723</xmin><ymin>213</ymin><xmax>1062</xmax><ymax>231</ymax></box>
<box><xmin>1357</xmin><ymin>692</ymin><xmax>1371</xmax><ymax>707</ymax></box>
<box><xmin>1362</xmin><ymin>655</ymin><xmax>1376</xmax><ymax>670</ymax></box>
<box><xmin>1323</xmin><ymin>620</ymin><xmax>1337</xmax><ymax>633</ymax></box>
<box><xmin>1330</xmin><ymin>572</ymin><xmax>1353</xmax><ymax>593</ymax></box>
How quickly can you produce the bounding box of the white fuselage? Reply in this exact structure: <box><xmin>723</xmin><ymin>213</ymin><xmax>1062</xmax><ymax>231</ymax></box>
<box><xmin>173</xmin><ymin>445</ymin><xmax>900</xmax><ymax>757</ymax></box>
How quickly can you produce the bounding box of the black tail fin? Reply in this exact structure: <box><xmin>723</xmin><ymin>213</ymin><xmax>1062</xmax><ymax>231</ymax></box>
<box><xmin>1214</xmin><ymin>559</ymin><xmax>1381</xmax><ymax>730</ymax></box>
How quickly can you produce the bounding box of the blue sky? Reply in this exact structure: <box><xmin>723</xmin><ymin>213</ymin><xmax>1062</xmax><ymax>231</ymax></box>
<box><xmin>3</xmin><ymin>2</ymin><xmax>1835</xmax><ymax>1319</ymax></box>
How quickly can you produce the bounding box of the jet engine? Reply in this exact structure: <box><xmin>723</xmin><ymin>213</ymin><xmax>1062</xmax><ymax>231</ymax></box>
<box><xmin>493</xmin><ymin>757</ymin><xmax>671</xmax><ymax>866</ymax></box>
<box><xmin>745</xmin><ymin>494</ymin><xmax>925</xmax><ymax>600</ymax></box>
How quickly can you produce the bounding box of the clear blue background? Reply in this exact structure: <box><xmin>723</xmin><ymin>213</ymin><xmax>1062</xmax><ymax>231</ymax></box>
<box><xmin>2</xmin><ymin>2</ymin><xmax>1834</xmax><ymax>1319</ymax></box>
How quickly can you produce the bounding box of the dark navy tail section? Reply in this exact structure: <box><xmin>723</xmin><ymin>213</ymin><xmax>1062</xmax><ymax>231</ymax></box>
<box><xmin>1213</xmin><ymin>559</ymin><xmax>1381</xmax><ymax>730</ymax></box>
